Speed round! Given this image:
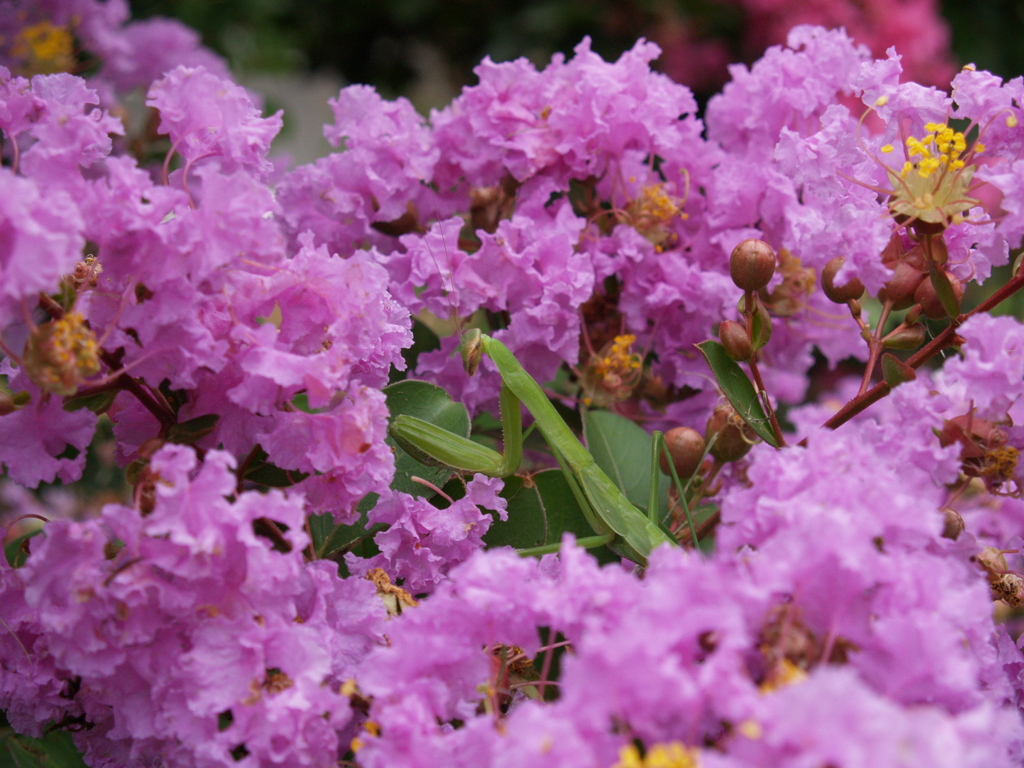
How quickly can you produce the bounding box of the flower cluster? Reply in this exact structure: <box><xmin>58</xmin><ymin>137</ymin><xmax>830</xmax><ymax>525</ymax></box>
<box><xmin>2</xmin><ymin>6</ymin><xmax>1024</xmax><ymax>768</ymax></box>
<box><xmin>1</xmin><ymin>446</ymin><xmax>387</xmax><ymax>767</ymax></box>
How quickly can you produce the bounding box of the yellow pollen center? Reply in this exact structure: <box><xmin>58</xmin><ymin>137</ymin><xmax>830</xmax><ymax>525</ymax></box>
<box><xmin>613</xmin><ymin>742</ymin><xmax>699</xmax><ymax>768</ymax></box>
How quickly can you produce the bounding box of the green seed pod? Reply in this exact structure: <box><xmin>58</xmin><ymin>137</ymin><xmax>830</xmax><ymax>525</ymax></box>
<box><xmin>821</xmin><ymin>257</ymin><xmax>864</xmax><ymax>304</ymax></box>
<box><xmin>659</xmin><ymin>426</ymin><xmax>707</xmax><ymax>479</ymax></box>
<box><xmin>719</xmin><ymin>320</ymin><xmax>753</xmax><ymax>361</ymax></box>
<box><xmin>729</xmin><ymin>239</ymin><xmax>776</xmax><ymax>293</ymax></box>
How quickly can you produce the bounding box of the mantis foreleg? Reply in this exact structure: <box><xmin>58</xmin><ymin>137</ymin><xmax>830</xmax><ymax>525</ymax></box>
<box><xmin>390</xmin><ymin>331</ymin><xmax>676</xmax><ymax>566</ymax></box>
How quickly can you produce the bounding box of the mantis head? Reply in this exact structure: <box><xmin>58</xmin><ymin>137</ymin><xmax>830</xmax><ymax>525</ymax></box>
<box><xmin>460</xmin><ymin>328</ymin><xmax>484</xmax><ymax>376</ymax></box>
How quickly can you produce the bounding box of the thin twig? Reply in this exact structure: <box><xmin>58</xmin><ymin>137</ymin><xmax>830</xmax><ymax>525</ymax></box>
<box><xmin>824</xmin><ymin>265</ymin><xmax>1024</xmax><ymax>430</ymax></box>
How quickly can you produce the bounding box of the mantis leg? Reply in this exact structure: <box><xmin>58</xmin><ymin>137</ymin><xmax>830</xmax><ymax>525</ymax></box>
<box><xmin>390</xmin><ymin>378</ymin><xmax>523</xmax><ymax>477</ymax></box>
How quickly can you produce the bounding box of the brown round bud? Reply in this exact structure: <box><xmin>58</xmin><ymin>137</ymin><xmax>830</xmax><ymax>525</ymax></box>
<box><xmin>941</xmin><ymin>508</ymin><xmax>965</xmax><ymax>540</ymax></box>
<box><xmin>0</xmin><ymin>391</ymin><xmax>15</xmax><ymax>416</ymax></box>
<box><xmin>719</xmin><ymin>320</ymin><xmax>753</xmax><ymax>361</ymax></box>
<box><xmin>138</xmin><ymin>437</ymin><xmax>166</xmax><ymax>461</ymax></box>
<box><xmin>878</xmin><ymin>261</ymin><xmax>926</xmax><ymax>310</ymax></box>
<box><xmin>821</xmin><ymin>257</ymin><xmax>864</xmax><ymax>304</ymax></box>
<box><xmin>659</xmin><ymin>426</ymin><xmax>707</xmax><ymax>479</ymax></box>
<box><xmin>705</xmin><ymin>404</ymin><xmax>756</xmax><ymax>462</ymax></box>
<box><xmin>729</xmin><ymin>239</ymin><xmax>776</xmax><ymax>293</ymax></box>
<box><xmin>913</xmin><ymin>270</ymin><xmax>963</xmax><ymax>320</ymax></box>
<box><xmin>882</xmin><ymin>241</ymin><xmax>927</xmax><ymax>270</ymax></box>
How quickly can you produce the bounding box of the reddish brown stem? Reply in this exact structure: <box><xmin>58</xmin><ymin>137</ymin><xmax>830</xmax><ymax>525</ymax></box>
<box><xmin>235</xmin><ymin>444</ymin><xmax>262</xmax><ymax>494</ymax></box>
<box><xmin>824</xmin><ymin>265</ymin><xmax>1024</xmax><ymax>430</ymax></box>
<box><xmin>858</xmin><ymin>298</ymin><xmax>894</xmax><ymax>397</ymax></box>
<box><xmin>677</xmin><ymin>509</ymin><xmax>721</xmax><ymax>546</ymax></box>
<box><xmin>36</xmin><ymin>293</ymin><xmax>176</xmax><ymax>428</ymax></box>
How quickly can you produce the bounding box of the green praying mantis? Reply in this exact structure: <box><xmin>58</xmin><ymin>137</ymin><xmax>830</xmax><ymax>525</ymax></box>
<box><xmin>389</xmin><ymin>328</ymin><xmax>688</xmax><ymax>567</ymax></box>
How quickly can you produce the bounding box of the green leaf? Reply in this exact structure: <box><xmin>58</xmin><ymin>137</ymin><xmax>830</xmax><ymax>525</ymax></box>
<box><xmin>243</xmin><ymin>456</ymin><xmax>309</xmax><ymax>488</ymax></box>
<box><xmin>484</xmin><ymin>475</ymin><xmax>547</xmax><ymax>549</ymax></box>
<box><xmin>308</xmin><ymin>507</ymin><xmax>385</xmax><ymax>562</ymax></box>
<box><xmin>929</xmin><ymin>265</ymin><xmax>961</xmax><ymax>319</ymax></box>
<box><xmin>484</xmin><ymin>470</ymin><xmax>615</xmax><ymax>564</ymax></box>
<box><xmin>581</xmin><ymin>409</ymin><xmax>668</xmax><ymax>519</ymax></box>
<box><xmin>165</xmin><ymin>414</ymin><xmax>220</xmax><ymax>445</ymax></box>
<box><xmin>750</xmin><ymin>297</ymin><xmax>772</xmax><ymax>351</ymax></box>
<box><xmin>695</xmin><ymin>340</ymin><xmax>779</xmax><ymax>448</ymax></box>
<box><xmin>62</xmin><ymin>389</ymin><xmax>117</xmax><ymax>414</ymax></box>
<box><xmin>4</xmin><ymin>528</ymin><xmax>41</xmax><ymax>567</ymax></box>
<box><xmin>0</xmin><ymin>727</ymin><xmax>89</xmax><ymax>768</ymax></box>
<box><xmin>881</xmin><ymin>353</ymin><xmax>917</xmax><ymax>388</ymax></box>
<box><xmin>383</xmin><ymin>380</ymin><xmax>471</xmax><ymax>498</ymax></box>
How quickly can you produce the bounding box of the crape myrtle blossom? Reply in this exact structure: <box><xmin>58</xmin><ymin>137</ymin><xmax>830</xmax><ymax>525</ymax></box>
<box><xmin>281</xmin><ymin>26</ymin><xmax>1018</xmax><ymax>415</ymax></box>
<box><xmin>0</xmin><ymin>445</ymin><xmax>388</xmax><ymax>768</ymax></box>
<box><xmin>350</xmin><ymin>513</ymin><xmax>1020</xmax><ymax>767</ymax></box>
<box><xmin>147</xmin><ymin>66</ymin><xmax>283</xmax><ymax>182</ymax></box>
<box><xmin>0</xmin><ymin>64</ymin><xmax>411</xmax><ymax>519</ymax></box>
<box><xmin>345</xmin><ymin>475</ymin><xmax>508</xmax><ymax>595</ymax></box>
<box><xmin>341</xmin><ymin>331</ymin><xmax>1024</xmax><ymax>766</ymax></box>
<box><xmin>5</xmin><ymin>10</ymin><xmax>1024</xmax><ymax>768</ymax></box>
<box><xmin>279</xmin><ymin>38</ymin><xmax>726</xmax><ymax>413</ymax></box>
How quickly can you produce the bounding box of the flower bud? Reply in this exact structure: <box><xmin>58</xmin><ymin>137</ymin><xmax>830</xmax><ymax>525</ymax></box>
<box><xmin>659</xmin><ymin>426</ymin><xmax>706</xmax><ymax>479</ymax></box>
<box><xmin>729</xmin><ymin>239</ymin><xmax>776</xmax><ymax>293</ymax></box>
<box><xmin>821</xmin><ymin>257</ymin><xmax>864</xmax><ymax>304</ymax></box>
<box><xmin>705</xmin><ymin>403</ymin><xmax>756</xmax><ymax>462</ymax></box>
<box><xmin>914</xmin><ymin>269</ymin><xmax>963</xmax><ymax>319</ymax></box>
<box><xmin>719</xmin><ymin>320</ymin><xmax>753</xmax><ymax>361</ymax></box>
<box><xmin>878</xmin><ymin>261</ymin><xmax>926</xmax><ymax>310</ymax></box>
<box><xmin>941</xmin><ymin>508</ymin><xmax>964</xmax><ymax>540</ymax></box>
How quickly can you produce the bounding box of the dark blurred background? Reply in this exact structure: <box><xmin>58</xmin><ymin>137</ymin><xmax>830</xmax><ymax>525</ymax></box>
<box><xmin>127</xmin><ymin>0</ymin><xmax>1024</xmax><ymax>108</ymax></box>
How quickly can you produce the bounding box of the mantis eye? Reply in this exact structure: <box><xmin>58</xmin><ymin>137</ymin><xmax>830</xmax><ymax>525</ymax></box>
<box><xmin>460</xmin><ymin>328</ymin><xmax>484</xmax><ymax>376</ymax></box>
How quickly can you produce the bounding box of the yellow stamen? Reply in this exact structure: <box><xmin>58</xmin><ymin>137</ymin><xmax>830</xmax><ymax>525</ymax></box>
<box><xmin>23</xmin><ymin>312</ymin><xmax>101</xmax><ymax>396</ymax></box>
<box><xmin>10</xmin><ymin>21</ymin><xmax>75</xmax><ymax>75</ymax></box>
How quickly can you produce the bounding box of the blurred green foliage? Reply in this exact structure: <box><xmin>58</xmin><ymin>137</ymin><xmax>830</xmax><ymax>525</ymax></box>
<box><xmin>126</xmin><ymin>0</ymin><xmax>740</xmax><ymax>98</ymax></box>
<box><xmin>942</xmin><ymin>0</ymin><xmax>1024</xmax><ymax>80</ymax></box>
<box><xmin>128</xmin><ymin>0</ymin><xmax>1024</xmax><ymax>97</ymax></box>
